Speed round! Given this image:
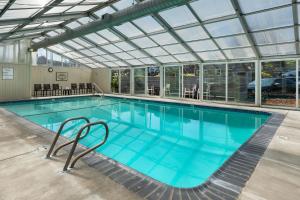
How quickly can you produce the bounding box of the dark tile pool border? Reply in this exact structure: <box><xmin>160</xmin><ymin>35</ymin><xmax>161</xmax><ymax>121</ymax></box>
<box><xmin>0</xmin><ymin>97</ymin><xmax>285</xmax><ymax>200</ymax></box>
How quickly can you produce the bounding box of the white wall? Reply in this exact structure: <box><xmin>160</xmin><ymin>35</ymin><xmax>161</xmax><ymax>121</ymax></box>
<box><xmin>91</xmin><ymin>68</ymin><xmax>111</xmax><ymax>93</ymax></box>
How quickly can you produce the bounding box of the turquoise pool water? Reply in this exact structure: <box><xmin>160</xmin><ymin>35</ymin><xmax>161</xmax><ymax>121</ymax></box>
<box><xmin>0</xmin><ymin>96</ymin><xmax>269</xmax><ymax>188</ymax></box>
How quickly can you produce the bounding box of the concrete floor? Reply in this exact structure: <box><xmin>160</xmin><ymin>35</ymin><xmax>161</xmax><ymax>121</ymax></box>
<box><xmin>0</xmin><ymin>97</ymin><xmax>300</xmax><ymax>200</ymax></box>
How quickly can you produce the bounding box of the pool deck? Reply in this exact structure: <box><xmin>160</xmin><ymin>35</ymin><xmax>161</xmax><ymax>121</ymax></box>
<box><xmin>0</xmin><ymin>95</ymin><xmax>299</xmax><ymax>200</ymax></box>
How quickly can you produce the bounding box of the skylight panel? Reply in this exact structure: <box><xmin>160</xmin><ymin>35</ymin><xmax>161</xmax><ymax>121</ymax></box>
<box><xmin>102</xmin><ymin>44</ymin><xmax>122</xmax><ymax>53</ymax></box>
<box><xmin>79</xmin><ymin>49</ymin><xmax>97</xmax><ymax>57</ymax></box>
<box><xmin>127</xmin><ymin>59</ymin><xmax>143</xmax><ymax>66</ymax></box>
<box><xmin>252</xmin><ymin>27</ymin><xmax>295</xmax><ymax>45</ymax></box>
<box><xmin>11</xmin><ymin>0</ymin><xmax>51</xmax><ymax>9</ymax></box>
<box><xmin>85</xmin><ymin>33</ymin><xmax>108</xmax><ymax>45</ymax></box>
<box><xmin>197</xmin><ymin>51</ymin><xmax>225</xmax><ymax>60</ymax></box>
<box><xmin>114</xmin><ymin>22</ymin><xmax>144</xmax><ymax>38</ymax></box>
<box><xmin>73</xmin><ymin>38</ymin><xmax>92</xmax><ymax>47</ymax></box>
<box><xmin>144</xmin><ymin>47</ymin><xmax>169</xmax><ymax>56</ymax></box>
<box><xmin>163</xmin><ymin>44</ymin><xmax>188</xmax><ymax>54</ymax></box>
<box><xmin>90</xmin><ymin>48</ymin><xmax>105</xmax><ymax>55</ymax></box>
<box><xmin>103</xmin><ymin>61</ymin><xmax>118</xmax><ymax>67</ymax></box>
<box><xmin>97</xmin><ymin>29</ymin><xmax>120</xmax><ymax>42</ymax></box>
<box><xmin>156</xmin><ymin>55</ymin><xmax>177</xmax><ymax>63</ymax></box>
<box><xmin>113</xmin><ymin>0</ymin><xmax>135</xmax><ymax>10</ymax></box>
<box><xmin>66</xmin><ymin>5</ymin><xmax>97</xmax><ymax>13</ymax></box>
<box><xmin>150</xmin><ymin>32</ymin><xmax>177</xmax><ymax>45</ymax></box>
<box><xmin>115</xmin><ymin>61</ymin><xmax>127</xmax><ymax>66</ymax></box>
<box><xmin>159</xmin><ymin>5</ymin><xmax>198</xmax><ymax>28</ymax></box>
<box><xmin>94</xmin><ymin>6</ymin><xmax>115</xmax><ymax>17</ymax></box>
<box><xmin>173</xmin><ymin>53</ymin><xmax>197</xmax><ymax>62</ymax></box>
<box><xmin>215</xmin><ymin>35</ymin><xmax>250</xmax><ymax>49</ymax></box>
<box><xmin>258</xmin><ymin>43</ymin><xmax>296</xmax><ymax>56</ymax></box>
<box><xmin>223</xmin><ymin>47</ymin><xmax>255</xmax><ymax>59</ymax></box>
<box><xmin>23</xmin><ymin>24</ymin><xmax>40</xmax><ymax>29</ymax></box>
<box><xmin>1</xmin><ymin>9</ymin><xmax>39</xmax><ymax>19</ymax></box>
<box><xmin>128</xmin><ymin>50</ymin><xmax>147</xmax><ymax>58</ymax></box>
<box><xmin>114</xmin><ymin>41</ymin><xmax>135</xmax><ymax>51</ymax></box>
<box><xmin>205</xmin><ymin>18</ymin><xmax>244</xmax><ymax>37</ymax></box>
<box><xmin>190</xmin><ymin>0</ymin><xmax>235</xmax><ymax>21</ymax></box>
<box><xmin>102</xmin><ymin>54</ymin><xmax>117</xmax><ymax>61</ymax></box>
<box><xmin>175</xmin><ymin>26</ymin><xmax>209</xmax><ymax>42</ymax></box>
<box><xmin>0</xmin><ymin>25</ymin><xmax>16</xmax><ymax>33</ymax></box>
<box><xmin>238</xmin><ymin>0</ymin><xmax>291</xmax><ymax>14</ymax></box>
<box><xmin>93</xmin><ymin>56</ymin><xmax>108</xmax><ymax>62</ymax></box>
<box><xmin>133</xmin><ymin>16</ymin><xmax>164</xmax><ymax>33</ymax></box>
<box><xmin>132</xmin><ymin>37</ymin><xmax>157</xmax><ymax>48</ymax></box>
<box><xmin>139</xmin><ymin>57</ymin><xmax>156</xmax><ymax>65</ymax></box>
<box><xmin>44</xmin><ymin>6</ymin><xmax>71</xmax><ymax>14</ymax></box>
<box><xmin>78</xmin><ymin>17</ymin><xmax>94</xmax><ymax>24</ymax></box>
<box><xmin>64</xmin><ymin>40</ymin><xmax>84</xmax><ymax>49</ymax></box>
<box><xmin>187</xmin><ymin>40</ymin><xmax>218</xmax><ymax>52</ymax></box>
<box><xmin>62</xmin><ymin>0</ymin><xmax>82</xmax><ymax>4</ymax></box>
<box><xmin>114</xmin><ymin>52</ymin><xmax>134</xmax><ymax>60</ymax></box>
<box><xmin>245</xmin><ymin>7</ymin><xmax>293</xmax><ymax>32</ymax></box>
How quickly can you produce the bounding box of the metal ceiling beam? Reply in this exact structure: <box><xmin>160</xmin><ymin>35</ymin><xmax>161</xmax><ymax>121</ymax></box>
<box><xmin>0</xmin><ymin>0</ymin><xmax>16</xmax><ymax>18</ymax></box>
<box><xmin>0</xmin><ymin>25</ymin><xmax>60</xmax><ymax>38</ymax></box>
<box><xmin>31</xmin><ymin>0</ymin><xmax>192</xmax><ymax>51</ymax></box>
<box><xmin>230</xmin><ymin>0</ymin><xmax>260</xmax><ymax>59</ymax></box>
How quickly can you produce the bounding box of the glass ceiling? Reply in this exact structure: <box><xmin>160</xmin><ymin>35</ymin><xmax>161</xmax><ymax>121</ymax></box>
<box><xmin>0</xmin><ymin>0</ymin><xmax>299</xmax><ymax>68</ymax></box>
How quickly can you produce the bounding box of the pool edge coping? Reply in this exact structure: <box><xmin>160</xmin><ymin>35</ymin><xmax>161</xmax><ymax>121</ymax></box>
<box><xmin>0</xmin><ymin>96</ymin><xmax>285</xmax><ymax>200</ymax></box>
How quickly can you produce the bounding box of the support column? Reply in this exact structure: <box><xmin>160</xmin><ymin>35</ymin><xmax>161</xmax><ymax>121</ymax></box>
<box><xmin>296</xmin><ymin>59</ymin><xmax>299</xmax><ymax>108</ymax></box>
<box><xmin>255</xmin><ymin>60</ymin><xmax>261</xmax><ymax>106</ymax></box>
<box><xmin>160</xmin><ymin>65</ymin><xmax>164</xmax><ymax>98</ymax></box>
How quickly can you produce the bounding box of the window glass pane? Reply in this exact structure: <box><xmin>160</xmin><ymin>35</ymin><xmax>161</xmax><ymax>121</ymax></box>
<box><xmin>183</xmin><ymin>64</ymin><xmax>199</xmax><ymax>99</ymax></box>
<box><xmin>156</xmin><ymin>55</ymin><xmax>177</xmax><ymax>63</ymax></box>
<box><xmin>245</xmin><ymin>7</ymin><xmax>293</xmax><ymax>32</ymax></box>
<box><xmin>111</xmin><ymin>70</ymin><xmax>119</xmax><ymax>93</ymax></box>
<box><xmin>173</xmin><ymin>53</ymin><xmax>197</xmax><ymax>62</ymax></box>
<box><xmin>203</xmin><ymin>64</ymin><xmax>226</xmax><ymax>101</ymax></box>
<box><xmin>197</xmin><ymin>51</ymin><xmax>225</xmax><ymax>61</ymax></box>
<box><xmin>261</xmin><ymin>60</ymin><xmax>296</xmax><ymax>107</ymax></box>
<box><xmin>114</xmin><ymin>41</ymin><xmax>135</xmax><ymax>51</ymax></box>
<box><xmin>159</xmin><ymin>5</ymin><xmax>197</xmax><ymax>28</ymax></box>
<box><xmin>134</xmin><ymin>68</ymin><xmax>145</xmax><ymax>94</ymax></box>
<box><xmin>132</xmin><ymin>37</ymin><xmax>157</xmax><ymax>48</ymax></box>
<box><xmin>205</xmin><ymin>18</ymin><xmax>244</xmax><ymax>37</ymax></box>
<box><xmin>113</xmin><ymin>0</ymin><xmax>134</xmax><ymax>10</ymax></box>
<box><xmin>97</xmin><ymin>29</ymin><xmax>120</xmax><ymax>42</ymax></box>
<box><xmin>133</xmin><ymin>16</ymin><xmax>164</xmax><ymax>33</ymax></box>
<box><xmin>1</xmin><ymin>9</ymin><xmax>39</xmax><ymax>19</ymax></box>
<box><xmin>163</xmin><ymin>44</ymin><xmax>188</xmax><ymax>54</ymax></box>
<box><xmin>140</xmin><ymin>57</ymin><xmax>156</xmax><ymax>65</ymax></box>
<box><xmin>224</xmin><ymin>48</ymin><xmax>255</xmax><ymax>59</ymax></box>
<box><xmin>190</xmin><ymin>0</ymin><xmax>235</xmax><ymax>21</ymax></box>
<box><xmin>165</xmin><ymin>66</ymin><xmax>182</xmax><ymax>97</ymax></box>
<box><xmin>228</xmin><ymin>63</ymin><xmax>255</xmax><ymax>104</ymax></box>
<box><xmin>145</xmin><ymin>47</ymin><xmax>169</xmax><ymax>56</ymax></box>
<box><xmin>147</xmin><ymin>66</ymin><xmax>160</xmax><ymax>96</ymax></box>
<box><xmin>66</xmin><ymin>5</ymin><xmax>97</xmax><ymax>13</ymax></box>
<box><xmin>45</xmin><ymin>6</ymin><xmax>71</xmax><ymax>14</ymax></box>
<box><xmin>37</xmin><ymin>48</ymin><xmax>47</xmax><ymax>64</ymax></box>
<box><xmin>52</xmin><ymin>53</ymin><xmax>62</xmax><ymax>66</ymax></box>
<box><xmin>85</xmin><ymin>33</ymin><xmax>108</xmax><ymax>44</ymax></box>
<box><xmin>188</xmin><ymin>40</ymin><xmax>218</xmax><ymax>52</ymax></box>
<box><xmin>121</xmin><ymin>69</ymin><xmax>131</xmax><ymax>94</ymax></box>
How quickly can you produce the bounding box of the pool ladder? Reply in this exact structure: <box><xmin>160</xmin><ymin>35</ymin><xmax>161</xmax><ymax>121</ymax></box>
<box><xmin>46</xmin><ymin>117</ymin><xmax>109</xmax><ymax>171</ymax></box>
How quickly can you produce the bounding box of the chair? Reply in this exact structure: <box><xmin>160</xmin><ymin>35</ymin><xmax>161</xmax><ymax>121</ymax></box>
<box><xmin>33</xmin><ymin>84</ymin><xmax>42</xmax><ymax>97</ymax></box>
<box><xmin>79</xmin><ymin>83</ymin><xmax>86</xmax><ymax>94</ymax></box>
<box><xmin>52</xmin><ymin>84</ymin><xmax>62</xmax><ymax>96</ymax></box>
<box><xmin>86</xmin><ymin>83</ymin><xmax>94</xmax><ymax>93</ymax></box>
<box><xmin>148</xmin><ymin>85</ymin><xmax>154</xmax><ymax>95</ymax></box>
<box><xmin>43</xmin><ymin>84</ymin><xmax>52</xmax><ymax>96</ymax></box>
<box><xmin>165</xmin><ymin>84</ymin><xmax>170</xmax><ymax>95</ymax></box>
<box><xmin>184</xmin><ymin>88</ymin><xmax>193</xmax><ymax>98</ymax></box>
<box><xmin>71</xmin><ymin>83</ymin><xmax>78</xmax><ymax>94</ymax></box>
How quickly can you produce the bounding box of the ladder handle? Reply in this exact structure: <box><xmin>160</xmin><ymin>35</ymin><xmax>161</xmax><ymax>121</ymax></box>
<box><xmin>63</xmin><ymin>121</ymin><xmax>109</xmax><ymax>171</ymax></box>
<box><xmin>46</xmin><ymin>117</ymin><xmax>90</xmax><ymax>158</ymax></box>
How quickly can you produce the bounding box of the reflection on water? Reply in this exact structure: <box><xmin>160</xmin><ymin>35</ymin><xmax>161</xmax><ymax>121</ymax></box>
<box><xmin>1</xmin><ymin>97</ymin><xmax>269</xmax><ymax>188</ymax></box>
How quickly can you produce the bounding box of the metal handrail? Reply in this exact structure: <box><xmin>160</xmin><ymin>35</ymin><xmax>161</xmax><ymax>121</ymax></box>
<box><xmin>63</xmin><ymin>121</ymin><xmax>109</xmax><ymax>171</ymax></box>
<box><xmin>92</xmin><ymin>82</ymin><xmax>104</xmax><ymax>97</ymax></box>
<box><xmin>46</xmin><ymin>117</ymin><xmax>90</xmax><ymax>159</ymax></box>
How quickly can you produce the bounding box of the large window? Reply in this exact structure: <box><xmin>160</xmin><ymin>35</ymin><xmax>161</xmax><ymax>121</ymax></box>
<box><xmin>203</xmin><ymin>64</ymin><xmax>226</xmax><ymax>101</ymax></box>
<box><xmin>261</xmin><ymin>61</ymin><xmax>296</xmax><ymax>107</ymax></box>
<box><xmin>147</xmin><ymin>66</ymin><xmax>160</xmax><ymax>96</ymax></box>
<box><xmin>183</xmin><ymin>64</ymin><xmax>199</xmax><ymax>99</ymax></box>
<box><xmin>111</xmin><ymin>70</ymin><xmax>119</xmax><ymax>93</ymax></box>
<box><xmin>120</xmin><ymin>69</ymin><xmax>131</xmax><ymax>94</ymax></box>
<box><xmin>134</xmin><ymin>68</ymin><xmax>145</xmax><ymax>95</ymax></box>
<box><xmin>228</xmin><ymin>62</ymin><xmax>255</xmax><ymax>104</ymax></box>
<box><xmin>165</xmin><ymin>66</ymin><xmax>182</xmax><ymax>97</ymax></box>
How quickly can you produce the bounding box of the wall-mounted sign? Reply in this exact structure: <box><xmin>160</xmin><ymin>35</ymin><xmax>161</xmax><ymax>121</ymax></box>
<box><xmin>2</xmin><ymin>67</ymin><xmax>14</xmax><ymax>80</ymax></box>
<box><xmin>56</xmin><ymin>72</ymin><xmax>68</xmax><ymax>81</ymax></box>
